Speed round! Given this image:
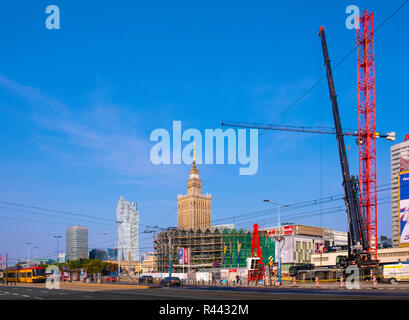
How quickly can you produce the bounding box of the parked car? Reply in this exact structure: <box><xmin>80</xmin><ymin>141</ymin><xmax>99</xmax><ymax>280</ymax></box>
<box><xmin>138</xmin><ymin>275</ymin><xmax>153</xmax><ymax>284</ymax></box>
<box><xmin>106</xmin><ymin>276</ymin><xmax>117</xmax><ymax>283</ymax></box>
<box><xmin>160</xmin><ymin>277</ymin><xmax>182</xmax><ymax>287</ymax></box>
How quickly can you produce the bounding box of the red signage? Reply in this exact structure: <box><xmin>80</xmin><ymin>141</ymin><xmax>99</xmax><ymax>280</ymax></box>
<box><xmin>405</xmin><ymin>134</ymin><xmax>409</xmax><ymax>142</ymax></box>
<box><xmin>267</xmin><ymin>225</ymin><xmax>294</xmax><ymax>236</ymax></box>
<box><xmin>183</xmin><ymin>248</ymin><xmax>189</xmax><ymax>264</ymax></box>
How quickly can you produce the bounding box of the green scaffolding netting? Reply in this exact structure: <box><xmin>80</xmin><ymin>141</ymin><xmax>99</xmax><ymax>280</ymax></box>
<box><xmin>221</xmin><ymin>228</ymin><xmax>275</xmax><ymax>268</ymax></box>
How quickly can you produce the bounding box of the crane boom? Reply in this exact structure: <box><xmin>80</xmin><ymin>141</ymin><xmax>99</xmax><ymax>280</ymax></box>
<box><xmin>221</xmin><ymin>120</ymin><xmax>395</xmax><ymax>141</ymax></box>
<box><xmin>318</xmin><ymin>26</ymin><xmax>369</xmax><ymax>258</ymax></box>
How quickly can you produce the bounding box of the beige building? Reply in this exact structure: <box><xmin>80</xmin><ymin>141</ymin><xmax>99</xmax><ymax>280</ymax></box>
<box><xmin>311</xmin><ymin>247</ymin><xmax>409</xmax><ymax>266</ymax></box>
<box><xmin>141</xmin><ymin>252</ymin><xmax>158</xmax><ymax>273</ymax></box>
<box><xmin>177</xmin><ymin>160</ymin><xmax>211</xmax><ymax>230</ymax></box>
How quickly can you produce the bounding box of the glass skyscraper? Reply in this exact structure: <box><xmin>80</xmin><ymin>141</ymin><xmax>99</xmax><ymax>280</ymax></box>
<box><xmin>116</xmin><ymin>197</ymin><xmax>139</xmax><ymax>261</ymax></box>
<box><xmin>66</xmin><ymin>225</ymin><xmax>89</xmax><ymax>261</ymax></box>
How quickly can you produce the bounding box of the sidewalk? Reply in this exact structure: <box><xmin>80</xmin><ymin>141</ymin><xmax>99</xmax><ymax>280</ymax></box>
<box><xmin>3</xmin><ymin>281</ymin><xmax>152</xmax><ymax>292</ymax></box>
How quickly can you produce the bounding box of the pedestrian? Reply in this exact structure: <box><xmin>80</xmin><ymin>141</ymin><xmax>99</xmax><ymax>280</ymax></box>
<box><xmin>236</xmin><ymin>274</ymin><xmax>240</xmax><ymax>285</ymax></box>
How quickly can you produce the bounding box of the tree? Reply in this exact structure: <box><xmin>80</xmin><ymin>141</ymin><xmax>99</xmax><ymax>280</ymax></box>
<box><xmin>84</xmin><ymin>260</ymin><xmax>103</xmax><ymax>274</ymax></box>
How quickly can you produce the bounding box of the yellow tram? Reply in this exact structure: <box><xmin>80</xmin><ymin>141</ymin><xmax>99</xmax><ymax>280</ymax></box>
<box><xmin>3</xmin><ymin>267</ymin><xmax>46</xmax><ymax>283</ymax></box>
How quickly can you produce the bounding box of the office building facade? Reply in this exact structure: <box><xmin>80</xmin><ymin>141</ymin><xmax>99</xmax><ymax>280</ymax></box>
<box><xmin>66</xmin><ymin>225</ymin><xmax>89</xmax><ymax>261</ymax></box>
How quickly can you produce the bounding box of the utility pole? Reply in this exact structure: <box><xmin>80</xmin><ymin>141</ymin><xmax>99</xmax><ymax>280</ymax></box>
<box><xmin>144</xmin><ymin>225</ymin><xmax>174</xmax><ymax>278</ymax></box>
<box><xmin>54</xmin><ymin>236</ymin><xmax>62</xmax><ymax>280</ymax></box>
<box><xmin>5</xmin><ymin>253</ymin><xmax>8</xmax><ymax>285</ymax></box>
<box><xmin>34</xmin><ymin>247</ymin><xmax>39</xmax><ymax>264</ymax></box>
<box><xmin>264</xmin><ymin>200</ymin><xmax>289</xmax><ymax>285</ymax></box>
<box><xmin>116</xmin><ymin>220</ymin><xmax>123</xmax><ymax>281</ymax></box>
<box><xmin>169</xmin><ymin>233</ymin><xmax>172</xmax><ymax>279</ymax></box>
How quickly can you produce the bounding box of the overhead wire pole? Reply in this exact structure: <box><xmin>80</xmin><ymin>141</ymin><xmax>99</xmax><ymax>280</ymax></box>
<box><xmin>116</xmin><ymin>220</ymin><xmax>123</xmax><ymax>281</ymax></box>
<box><xmin>25</xmin><ymin>242</ymin><xmax>32</xmax><ymax>267</ymax></box>
<box><xmin>144</xmin><ymin>225</ymin><xmax>173</xmax><ymax>280</ymax></box>
<box><xmin>54</xmin><ymin>236</ymin><xmax>62</xmax><ymax>280</ymax></box>
<box><xmin>264</xmin><ymin>200</ymin><xmax>289</xmax><ymax>285</ymax></box>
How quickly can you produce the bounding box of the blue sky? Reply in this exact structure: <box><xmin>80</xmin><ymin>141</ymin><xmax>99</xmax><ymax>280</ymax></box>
<box><xmin>0</xmin><ymin>0</ymin><xmax>408</xmax><ymax>263</ymax></box>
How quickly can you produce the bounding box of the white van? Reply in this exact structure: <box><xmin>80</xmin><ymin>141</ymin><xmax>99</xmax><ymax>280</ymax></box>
<box><xmin>383</xmin><ymin>262</ymin><xmax>409</xmax><ymax>284</ymax></box>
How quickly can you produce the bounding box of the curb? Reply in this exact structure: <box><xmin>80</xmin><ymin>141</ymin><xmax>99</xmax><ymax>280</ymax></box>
<box><xmin>62</xmin><ymin>282</ymin><xmax>150</xmax><ymax>289</ymax></box>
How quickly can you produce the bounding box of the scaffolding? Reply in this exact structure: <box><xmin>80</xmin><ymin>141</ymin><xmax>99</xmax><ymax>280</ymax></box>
<box><xmin>154</xmin><ymin>228</ymin><xmax>223</xmax><ymax>273</ymax></box>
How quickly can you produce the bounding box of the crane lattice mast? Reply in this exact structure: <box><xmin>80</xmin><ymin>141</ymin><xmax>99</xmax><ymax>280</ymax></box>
<box><xmin>357</xmin><ymin>10</ymin><xmax>377</xmax><ymax>259</ymax></box>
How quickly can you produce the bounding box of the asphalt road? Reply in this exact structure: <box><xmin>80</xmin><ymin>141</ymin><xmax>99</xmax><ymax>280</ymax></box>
<box><xmin>1</xmin><ymin>283</ymin><xmax>409</xmax><ymax>300</ymax></box>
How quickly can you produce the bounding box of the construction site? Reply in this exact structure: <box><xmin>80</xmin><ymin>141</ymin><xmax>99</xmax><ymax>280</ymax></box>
<box><xmin>153</xmin><ymin>227</ymin><xmax>275</xmax><ymax>273</ymax></box>
<box><xmin>150</xmin><ymin>8</ymin><xmax>409</xmax><ymax>286</ymax></box>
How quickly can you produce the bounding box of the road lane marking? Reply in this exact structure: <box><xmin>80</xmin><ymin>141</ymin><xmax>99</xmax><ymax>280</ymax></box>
<box><xmin>34</xmin><ymin>297</ymin><xmax>44</xmax><ymax>300</ymax></box>
<box><xmin>22</xmin><ymin>295</ymin><xmax>30</xmax><ymax>298</ymax></box>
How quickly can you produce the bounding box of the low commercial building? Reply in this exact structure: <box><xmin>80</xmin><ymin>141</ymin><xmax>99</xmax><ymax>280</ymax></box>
<box><xmin>141</xmin><ymin>252</ymin><xmax>158</xmax><ymax>273</ymax></box>
<box><xmin>58</xmin><ymin>254</ymin><xmax>67</xmax><ymax>263</ymax></box>
<box><xmin>262</xmin><ymin>224</ymin><xmax>348</xmax><ymax>275</ymax></box>
<box><xmin>311</xmin><ymin>247</ymin><xmax>409</xmax><ymax>267</ymax></box>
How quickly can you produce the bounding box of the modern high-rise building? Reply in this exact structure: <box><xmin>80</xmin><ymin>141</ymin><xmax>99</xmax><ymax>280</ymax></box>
<box><xmin>107</xmin><ymin>248</ymin><xmax>118</xmax><ymax>261</ymax></box>
<box><xmin>391</xmin><ymin>140</ymin><xmax>409</xmax><ymax>247</ymax></box>
<box><xmin>66</xmin><ymin>225</ymin><xmax>88</xmax><ymax>261</ymax></box>
<box><xmin>116</xmin><ymin>197</ymin><xmax>139</xmax><ymax>261</ymax></box>
<box><xmin>177</xmin><ymin>160</ymin><xmax>211</xmax><ymax>230</ymax></box>
<box><xmin>89</xmin><ymin>249</ymin><xmax>108</xmax><ymax>261</ymax></box>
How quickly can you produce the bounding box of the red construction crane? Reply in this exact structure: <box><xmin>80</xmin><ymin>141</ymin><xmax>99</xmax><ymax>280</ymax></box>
<box><xmin>357</xmin><ymin>10</ymin><xmax>377</xmax><ymax>259</ymax></box>
<box><xmin>247</xmin><ymin>224</ymin><xmax>264</xmax><ymax>282</ymax></box>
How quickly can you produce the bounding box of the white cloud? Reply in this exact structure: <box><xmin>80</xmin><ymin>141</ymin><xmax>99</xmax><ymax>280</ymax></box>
<box><xmin>0</xmin><ymin>74</ymin><xmax>181</xmax><ymax>185</ymax></box>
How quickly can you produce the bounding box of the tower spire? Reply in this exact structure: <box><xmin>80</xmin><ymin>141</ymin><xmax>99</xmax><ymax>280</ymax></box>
<box><xmin>193</xmin><ymin>141</ymin><xmax>196</xmax><ymax>164</ymax></box>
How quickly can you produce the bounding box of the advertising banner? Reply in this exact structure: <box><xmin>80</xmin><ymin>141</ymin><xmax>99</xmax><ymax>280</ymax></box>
<box><xmin>399</xmin><ymin>171</ymin><xmax>409</xmax><ymax>246</ymax></box>
<box><xmin>222</xmin><ymin>243</ymin><xmax>228</xmax><ymax>265</ymax></box>
<box><xmin>183</xmin><ymin>248</ymin><xmax>189</xmax><ymax>264</ymax></box>
<box><xmin>237</xmin><ymin>241</ymin><xmax>242</xmax><ymax>266</ymax></box>
<box><xmin>276</xmin><ymin>236</ymin><xmax>293</xmax><ymax>264</ymax></box>
<box><xmin>178</xmin><ymin>249</ymin><xmax>184</xmax><ymax>264</ymax></box>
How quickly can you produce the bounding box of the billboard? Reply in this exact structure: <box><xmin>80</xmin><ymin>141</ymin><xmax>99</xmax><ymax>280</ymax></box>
<box><xmin>275</xmin><ymin>236</ymin><xmax>293</xmax><ymax>264</ymax></box>
<box><xmin>399</xmin><ymin>171</ymin><xmax>409</xmax><ymax>247</ymax></box>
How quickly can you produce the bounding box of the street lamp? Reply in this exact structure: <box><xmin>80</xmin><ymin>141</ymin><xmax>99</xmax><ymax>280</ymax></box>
<box><xmin>34</xmin><ymin>247</ymin><xmax>39</xmax><ymax>262</ymax></box>
<box><xmin>25</xmin><ymin>242</ymin><xmax>33</xmax><ymax>267</ymax></box>
<box><xmin>54</xmin><ymin>236</ymin><xmax>62</xmax><ymax>279</ymax></box>
<box><xmin>263</xmin><ymin>200</ymin><xmax>289</xmax><ymax>285</ymax></box>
